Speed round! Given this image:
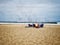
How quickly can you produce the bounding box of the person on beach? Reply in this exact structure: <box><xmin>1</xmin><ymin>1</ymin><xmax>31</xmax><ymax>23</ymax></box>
<box><xmin>28</xmin><ymin>23</ymin><xmax>44</xmax><ymax>28</ymax></box>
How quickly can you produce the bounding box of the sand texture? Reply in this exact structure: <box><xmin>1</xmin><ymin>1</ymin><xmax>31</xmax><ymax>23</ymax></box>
<box><xmin>0</xmin><ymin>24</ymin><xmax>60</xmax><ymax>45</ymax></box>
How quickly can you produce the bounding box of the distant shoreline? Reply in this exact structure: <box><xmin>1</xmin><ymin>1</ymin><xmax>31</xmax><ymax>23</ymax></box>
<box><xmin>0</xmin><ymin>21</ymin><xmax>60</xmax><ymax>25</ymax></box>
<box><xmin>0</xmin><ymin>23</ymin><xmax>60</xmax><ymax>25</ymax></box>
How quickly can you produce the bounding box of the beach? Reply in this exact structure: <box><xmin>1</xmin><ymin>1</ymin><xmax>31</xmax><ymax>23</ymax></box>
<box><xmin>0</xmin><ymin>24</ymin><xmax>60</xmax><ymax>45</ymax></box>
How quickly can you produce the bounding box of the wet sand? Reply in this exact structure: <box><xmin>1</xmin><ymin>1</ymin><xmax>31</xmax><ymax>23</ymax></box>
<box><xmin>0</xmin><ymin>24</ymin><xmax>60</xmax><ymax>45</ymax></box>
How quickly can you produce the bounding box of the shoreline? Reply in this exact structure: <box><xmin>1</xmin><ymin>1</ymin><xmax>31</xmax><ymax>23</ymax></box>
<box><xmin>0</xmin><ymin>23</ymin><xmax>60</xmax><ymax>25</ymax></box>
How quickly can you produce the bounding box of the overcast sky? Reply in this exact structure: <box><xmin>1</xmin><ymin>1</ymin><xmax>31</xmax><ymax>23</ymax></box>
<box><xmin>0</xmin><ymin>0</ymin><xmax>60</xmax><ymax>22</ymax></box>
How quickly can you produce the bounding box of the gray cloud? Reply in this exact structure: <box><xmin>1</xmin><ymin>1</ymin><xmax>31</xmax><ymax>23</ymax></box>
<box><xmin>0</xmin><ymin>0</ymin><xmax>60</xmax><ymax>22</ymax></box>
<box><xmin>0</xmin><ymin>0</ymin><xmax>12</xmax><ymax>4</ymax></box>
<box><xmin>0</xmin><ymin>0</ymin><xmax>60</xmax><ymax>4</ymax></box>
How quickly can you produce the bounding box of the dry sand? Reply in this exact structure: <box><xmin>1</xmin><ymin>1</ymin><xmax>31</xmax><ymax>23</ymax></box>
<box><xmin>0</xmin><ymin>24</ymin><xmax>60</xmax><ymax>45</ymax></box>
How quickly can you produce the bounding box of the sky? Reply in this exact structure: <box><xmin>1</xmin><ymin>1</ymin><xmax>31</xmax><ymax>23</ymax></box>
<box><xmin>0</xmin><ymin>0</ymin><xmax>60</xmax><ymax>22</ymax></box>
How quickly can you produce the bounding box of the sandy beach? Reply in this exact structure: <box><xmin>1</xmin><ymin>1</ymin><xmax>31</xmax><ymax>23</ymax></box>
<box><xmin>0</xmin><ymin>24</ymin><xmax>60</xmax><ymax>45</ymax></box>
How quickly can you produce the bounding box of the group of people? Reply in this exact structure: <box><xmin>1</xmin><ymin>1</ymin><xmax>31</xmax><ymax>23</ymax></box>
<box><xmin>28</xmin><ymin>23</ymin><xmax>44</xmax><ymax>28</ymax></box>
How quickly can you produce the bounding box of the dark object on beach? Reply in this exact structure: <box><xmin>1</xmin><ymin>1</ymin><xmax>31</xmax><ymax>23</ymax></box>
<box><xmin>28</xmin><ymin>23</ymin><xmax>44</xmax><ymax>28</ymax></box>
<box><xmin>35</xmin><ymin>24</ymin><xmax>44</xmax><ymax>28</ymax></box>
<box><xmin>33</xmin><ymin>24</ymin><xmax>35</xmax><ymax>27</ymax></box>
<box><xmin>28</xmin><ymin>24</ymin><xmax>33</xmax><ymax>27</ymax></box>
<box><xmin>40</xmin><ymin>24</ymin><xmax>44</xmax><ymax>28</ymax></box>
<box><xmin>35</xmin><ymin>23</ymin><xmax>40</xmax><ymax>28</ymax></box>
<box><xmin>28</xmin><ymin>24</ymin><xmax>35</xmax><ymax>27</ymax></box>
